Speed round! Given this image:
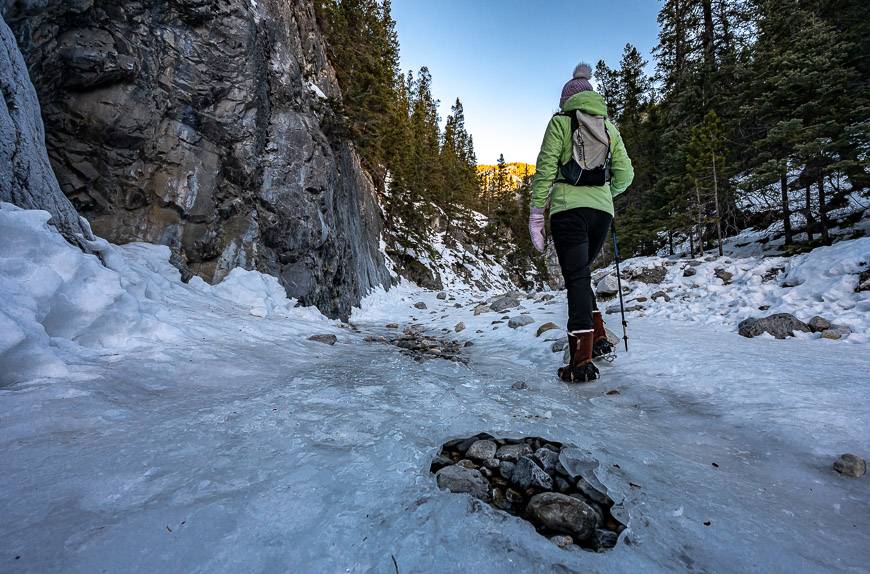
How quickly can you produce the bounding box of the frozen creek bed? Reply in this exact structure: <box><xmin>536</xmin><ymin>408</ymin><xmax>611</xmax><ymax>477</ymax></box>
<box><xmin>1</xmin><ymin>211</ymin><xmax>869</xmax><ymax>573</ymax></box>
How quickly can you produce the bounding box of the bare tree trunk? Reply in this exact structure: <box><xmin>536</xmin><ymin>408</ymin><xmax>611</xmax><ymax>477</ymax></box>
<box><xmin>780</xmin><ymin>173</ymin><xmax>793</xmax><ymax>246</ymax></box>
<box><xmin>701</xmin><ymin>0</ymin><xmax>716</xmax><ymax>71</ymax></box>
<box><xmin>818</xmin><ymin>171</ymin><xmax>830</xmax><ymax>243</ymax></box>
<box><xmin>695</xmin><ymin>183</ymin><xmax>704</xmax><ymax>256</ymax></box>
<box><xmin>804</xmin><ymin>183</ymin><xmax>814</xmax><ymax>242</ymax></box>
<box><xmin>712</xmin><ymin>155</ymin><xmax>724</xmax><ymax>256</ymax></box>
<box><xmin>668</xmin><ymin>229</ymin><xmax>674</xmax><ymax>256</ymax></box>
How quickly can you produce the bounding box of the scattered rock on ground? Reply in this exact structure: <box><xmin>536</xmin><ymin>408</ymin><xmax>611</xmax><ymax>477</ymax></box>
<box><xmin>683</xmin><ymin>267</ymin><xmax>697</xmax><ymax>277</ymax></box>
<box><xmin>737</xmin><ymin>313</ymin><xmax>811</xmax><ymax>339</ymax></box>
<box><xmin>454</xmin><ymin>322</ymin><xmax>465</xmax><ymax>332</ymax></box>
<box><xmin>833</xmin><ymin>453</ymin><xmax>866</xmax><ymax>477</ymax></box>
<box><xmin>308</xmin><ymin>334</ymin><xmax>337</xmax><ymax>345</ymax></box>
<box><xmin>536</xmin><ymin>322</ymin><xmax>559</xmax><ymax>337</ymax></box>
<box><xmin>551</xmin><ymin>339</ymin><xmax>568</xmax><ymax>353</ymax></box>
<box><xmin>414</xmin><ymin>302</ymin><xmax>427</xmax><ymax>309</ymax></box>
<box><xmin>385</xmin><ymin>323</ymin><xmax>399</xmax><ymax>329</ymax></box>
<box><xmin>496</xmin><ymin>443</ymin><xmax>533</xmax><ymax>461</ymax></box>
<box><xmin>856</xmin><ymin>270</ymin><xmax>870</xmax><ymax>292</ymax></box>
<box><xmin>550</xmin><ymin>535</ymin><xmax>574</xmax><ymax>548</ymax></box>
<box><xmin>473</xmin><ymin>304</ymin><xmax>490</xmax><ymax>316</ymax></box>
<box><xmin>509</xmin><ymin>315</ymin><xmax>535</xmax><ymax>329</ymax></box>
<box><xmin>436</xmin><ymin>291</ymin><xmax>447</xmax><ymax>300</ymax></box>
<box><xmin>630</xmin><ymin>266</ymin><xmax>666</xmax><ymax>284</ymax></box>
<box><xmin>606</xmin><ymin>303</ymin><xmax>643</xmax><ymax>315</ymax></box>
<box><xmin>511</xmin><ymin>381</ymin><xmax>528</xmax><ymax>390</ymax></box>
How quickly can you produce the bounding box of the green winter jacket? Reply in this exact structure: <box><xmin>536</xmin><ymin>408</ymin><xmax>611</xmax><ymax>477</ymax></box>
<box><xmin>530</xmin><ymin>91</ymin><xmax>634</xmax><ymax>217</ymax></box>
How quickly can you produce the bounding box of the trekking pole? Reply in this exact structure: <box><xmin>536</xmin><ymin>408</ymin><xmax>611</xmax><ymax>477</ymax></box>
<box><xmin>610</xmin><ymin>220</ymin><xmax>629</xmax><ymax>352</ymax></box>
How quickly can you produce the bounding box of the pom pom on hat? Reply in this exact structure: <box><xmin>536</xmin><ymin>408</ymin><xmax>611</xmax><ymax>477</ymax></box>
<box><xmin>573</xmin><ymin>62</ymin><xmax>593</xmax><ymax>80</ymax></box>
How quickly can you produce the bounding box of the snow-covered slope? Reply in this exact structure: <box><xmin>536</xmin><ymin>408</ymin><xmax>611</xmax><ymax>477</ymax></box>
<box><xmin>1</xmin><ymin>205</ymin><xmax>868</xmax><ymax>573</ymax></box>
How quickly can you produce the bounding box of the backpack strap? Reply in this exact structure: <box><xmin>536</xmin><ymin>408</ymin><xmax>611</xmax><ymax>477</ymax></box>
<box><xmin>553</xmin><ymin>112</ymin><xmax>579</xmax><ymax>184</ymax></box>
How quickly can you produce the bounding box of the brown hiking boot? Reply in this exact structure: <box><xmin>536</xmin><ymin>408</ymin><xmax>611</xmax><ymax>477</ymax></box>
<box><xmin>592</xmin><ymin>310</ymin><xmax>614</xmax><ymax>359</ymax></box>
<box><xmin>558</xmin><ymin>330</ymin><xmax>599</xmax><ymax>382</ymax></box>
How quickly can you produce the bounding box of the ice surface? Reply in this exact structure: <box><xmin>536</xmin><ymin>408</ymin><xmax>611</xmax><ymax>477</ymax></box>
<box><xmin>1</xmin><ymin>205</ymin><xmax>868</xmax><ymax>573</ymax></box>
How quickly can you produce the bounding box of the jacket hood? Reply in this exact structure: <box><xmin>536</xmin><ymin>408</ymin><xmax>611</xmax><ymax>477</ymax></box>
<box><xmin>561</xmin><ymin>91</ymin><xmax>608</xmax><ymax>117</ymax></box>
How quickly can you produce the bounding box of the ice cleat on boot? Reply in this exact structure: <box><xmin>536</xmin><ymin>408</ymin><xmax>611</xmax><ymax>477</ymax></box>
<box><xmin>592</xmin><ymin>310</ymin><xmax>616</xmax><ymax>361</ymax></box>
<box><xmin>558</xmin><ymin>330</ymin><xmax>599</xmax><ymax>382</ymax></box>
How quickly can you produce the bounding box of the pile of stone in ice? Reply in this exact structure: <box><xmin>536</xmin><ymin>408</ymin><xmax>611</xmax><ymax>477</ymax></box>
<box><xmin>365</xmin><ymin>325</ymin><xmax>466</xmax><ymax>363</ymax></box>
<box><xmin>431</xmin><ymin>433</ymin><xmax>626</xmax><ymax>551</ymax></box>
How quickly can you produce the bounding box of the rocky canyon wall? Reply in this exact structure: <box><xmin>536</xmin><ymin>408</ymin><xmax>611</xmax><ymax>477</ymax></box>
<box><xmin>3</xmin><ymin>0</ymin><xmax>391</xmax><ymax>318</ymax></box>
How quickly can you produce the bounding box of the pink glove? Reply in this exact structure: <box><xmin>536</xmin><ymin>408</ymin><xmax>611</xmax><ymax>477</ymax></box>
<box><xmin>529</xmin><ymin>207</ymin><xmax>546</xmax><ymax>253</ymax></box>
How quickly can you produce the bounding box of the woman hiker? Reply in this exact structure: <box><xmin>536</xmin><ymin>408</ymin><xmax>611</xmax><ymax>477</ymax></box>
<box><xmin>528</xmin><ymin>63</ymin><xmax>634</xmax><ymax>383</ymax></box>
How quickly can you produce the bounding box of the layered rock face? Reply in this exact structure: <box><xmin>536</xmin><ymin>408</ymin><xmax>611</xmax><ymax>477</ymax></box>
<box><xmin>4</xmin><ymin>0</ymin><xmax>390</xmax><ymax>318</ymax></box>
<box><xmin>0</xmin><ymin>16</ymin><xmax>92</xmax><ymax>247</ymax></box>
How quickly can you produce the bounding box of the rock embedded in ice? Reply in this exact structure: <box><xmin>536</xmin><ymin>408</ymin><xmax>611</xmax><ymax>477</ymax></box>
<box><xmin>651</xmin><ymin>290</ymin><xmax>671</xmax><ymax>302</ymax></box>
<box><xmin>308</xmin><ymin>334</ymin><xmax>337</xmax><ymax>345</ymax></box>
<box><xmin>737</xmin><ymin>313</ymin><xmax>811</xmax><ymax>339</ymax></box>
<box><xmin>593</xmin><ymin>529</ymin><xmax>619</xmax><ymax>550</ymax></box>
<box><xmin>808</xmin><ymin>316</ymin><xmax>832</xmax><ymax>332</ymax></box>
<box><xmin>473</xmin><ymin>304</ymin><xmax>490</xmax><ymax>316</ymax></box>
<box><xmin>576</xmin><ymin>476</ymin><xmax>611</xmax><ymax>505</ymax></box>
<box><xmin>430</xmin><ymin>455</ymin><xmax>454</xmax><ymax>473</ymax></box>
<box><xmin>551</xmin><ymin>339</ymin><xmax>568</xmax><ymax>352</ymax></box>
<box><xmin>456</xmin><ymin>459</ymin><xmax>478</xmax><ymax>469</ymax></box>
<box><xmin>550</xmin><ymin>535</ymin><xmax>574</xmax><ymax>548</ymax></box>
<box><xmin>512</xmin><ymin>456</ymin><xmax>553</xmax><ymax>490</ymax></box>
<box><xmin>435</xmin><ymin>465</ymin><xmax>491</xmax><ymax>501</ymax></box>
<box><xmin>454</xmin><ymin>322</ymin><xmax>465</xmax><ymax>332</ymax></box>
<box><xmin>714</xmin><ymin>268</ymin><xmax>734</xmax><ymax>284</ymax></box>
<box><xmin>466</xmin><ymin>440</ymin><xmax>497</xmax><ymax>461</ymax></box>
<box><xmin>510</xmin><ymin>381</ymin><xmax>528</xmax><ymax>390</ymax></box>
<box><xmin>606</xmin><ymin>303</ymin><xmax>644</xmax><ymax>315</ymax></box>
<box><xmin>482</xmin><ymin>458</ymin><xmax>500</xmax><ymax>470</ymax></box>
<box><xmin>856</xmin><ymin>270</ymin><xmax>870</xmax><ymax>292</ymax></box>
<box><xmin>496</xmin><ymin>443</ymin><xmax>532</xmax><ymax>462</ymax></box>
<box><xmin>833</xmin><ymin>454</ymin><xmax>866</xmax><ymax>477</ymax></box>
<box><xmin>534</xmin><ymin>448</ymin><xmax>561</xmax><ymax>474</ymax></box>
<box><xmin>536</xmin><ymin>322</ymin><xmax>559</xmax><ymax>337</ymax></box>
<box><xmin>555</xmin><ymin>476</ymin><xmax>572</xmax><ymax>492</ymax></box>
<box><xmin>436</xmin><ymin>291</ymin><xmax>447</xmax><ymax>300</ymax></box>
<box><xmin>385</xmin><ymin>323</ymin><xmax>399</xmax><ymax>329</ymax></box>
<box><xmin>508</xmin><ymin>315</ymin><xmax>534</xmax><ymax>329</ymax></box>
<box><xmin>683</xmin><ymin>267</ymin><xmax>697</xmax><ymax>277</ymax></box>
<box><xmin>527</xmin><ymin>492</ymin><xmax>598</xmax><ymax>541</ymax></box>
<box><xmin>414</xmin><ymin>302</ymin><xmax>427</xmax><ymax>309</ymax></box>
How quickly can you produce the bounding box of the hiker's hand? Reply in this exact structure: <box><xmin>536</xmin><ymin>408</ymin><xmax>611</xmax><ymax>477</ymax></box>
<box><xmin>529</xmin><ymin>208</ymin><xmax>546</xmax><ymax>253</ymax></box>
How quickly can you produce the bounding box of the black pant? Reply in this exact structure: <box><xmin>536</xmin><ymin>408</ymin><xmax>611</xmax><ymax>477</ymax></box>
<box><xmin>550</xmin><ymin>207</ymin><xmax>613</xmax><ymax>332</ymax></box>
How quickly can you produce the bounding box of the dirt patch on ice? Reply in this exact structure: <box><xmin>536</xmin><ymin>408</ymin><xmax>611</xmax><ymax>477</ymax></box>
<box><xmin>431</xmin><ymin>433</ymin><xmax>627</xmax><ymax>552</ymax></box>
<box><xmin>363</xmin><ymin>325</ymin><xmax>467</xmax><ymax>364</ymax></box>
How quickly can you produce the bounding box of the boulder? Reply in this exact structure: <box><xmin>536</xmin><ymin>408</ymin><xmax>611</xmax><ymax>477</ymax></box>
<box><xmin>807</xmin><ymin>316</ymin><xmax>832</xmax><ymax>332</ymax></box>
<box><xmin>595</xmin><ymin>275</ymin><xmax>619</xmax><ymax>297</ymax></box>
<box><xmin>436</xmin><ymin>291</ymin><xmax>447</xmax><ymax>300</ymax></box>
<box><xmin>496</xmin><ymin>443</ymin><xmax>533</xmax><ymax>462</ymax></box>
<box><xmin>683</xmin><ymin>267</ymin><xmax>697</xmax><ymax>277</ymax></box>
<box><xmin>473</xmin><ymin>304</ymin><xmax>491</xmax><ymax>316</ymax></box>
<box><xmin>593</xmin><ymin>529</ymin><xmax>619</xmax><ymax>550</ymax></box>
<box><xmin>465</xmin><ymin>439</ymin><xmax>497</xmax><ymax>461</ymax></box>
<box><xmin>512</xmin><ymin>456</ymin><xmax>553</xmax><ymax>490</ymax></box>
<box><xmin>499</xmin><ymin>461</ymin><xmax>516</xmax><ymax>480</ymax></box>
<box><xmin>308</xmin><ymin>334</ymin><xmax>337</xmax><ymax>345</ymax></box>
<box><xmin>508</xmin><ymin>315</ymin><xmax>535</xmax><ymax>329</ymax></box>
<box><xmin>414</xmin><ymin>302</ymin><xmax>428</xmax><ymax>310</ymax></box>
<box><xmin>536</xmin><ymin>322</ymin><xmax>559</xmax><ymax>337</ymax></box>
<box><xmin>435</xmin><ymin>465</ymin><xmax>491</xmax><ymax>501</ymax></box>
<box><xmin>454</xmin><ymin>322</ymin><xmax>465</xmax><ymax>333</ymax></box>
<box><xmin>526</xmin><ymin>492</ymin><xmax>598</xmax><ymax>541</ymax></box>
<box><xmin>576</xmin><ymin>476</ymin><xmax>611</xmax><ymax>505</ymax></box>
<box><xmin>737</xmin><ymin>313</ymin><xmax>811</xmax><ymax>339</ymax></box>
<box><xmin>489</xmin><ymin>295</ymin><xmax>521</xmax><ymax>312</ymax></box>
<box><xmin>833</xmin><ymin>454</ymin><xmax>866</xmax><ymax>477</ymax></box>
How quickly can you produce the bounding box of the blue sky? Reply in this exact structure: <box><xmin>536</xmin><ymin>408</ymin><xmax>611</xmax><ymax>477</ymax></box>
<box><xmin>392</xmin><ymin>0</ymin><xmax>660</xmax><ymax>164</ymax></box>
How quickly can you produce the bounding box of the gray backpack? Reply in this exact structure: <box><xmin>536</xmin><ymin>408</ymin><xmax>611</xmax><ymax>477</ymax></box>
<box><xmin>554</xmin><ymin>110</ymin><xmax>612</xmax><ymax>186</ymax></box>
